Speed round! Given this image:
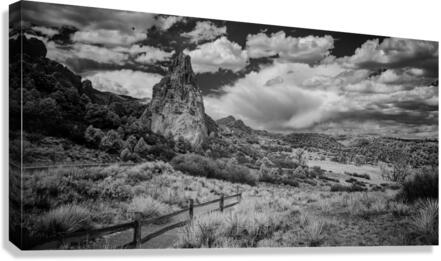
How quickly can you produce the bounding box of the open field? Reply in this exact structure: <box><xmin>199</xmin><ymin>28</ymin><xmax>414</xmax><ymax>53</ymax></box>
<box><xmin>13</xmin><ymin>159</ymin><xmax>438</xmax><ymax>249</ymax></box>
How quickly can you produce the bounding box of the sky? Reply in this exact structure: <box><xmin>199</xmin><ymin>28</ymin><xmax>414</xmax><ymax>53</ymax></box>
<box><xmin>13</xmin><ymin>1</ymin><xmax>439</xmax><ymax>138</ymax></box>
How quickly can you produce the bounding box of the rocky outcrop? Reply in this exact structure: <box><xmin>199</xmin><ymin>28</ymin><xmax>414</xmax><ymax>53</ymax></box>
<box><xmin>146</xmin><ymin>52</ymin><xmax>208</xmax><ymax>148</ymax></box>
<box><xmin>217</xmin><ymin>115</ymin><xmax>252</xmax><ymax>134</ymax></box>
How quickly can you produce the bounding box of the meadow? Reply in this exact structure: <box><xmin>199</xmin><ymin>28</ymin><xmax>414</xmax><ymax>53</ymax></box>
<box><xmin>17</xmin><ymin>156</ymin><xmax>438</xmax><ymax>249</ymax></box>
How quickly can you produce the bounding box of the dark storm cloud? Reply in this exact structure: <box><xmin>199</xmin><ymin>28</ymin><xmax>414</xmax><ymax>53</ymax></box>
<box><xmin>393</xmin><ymin>101</ymin><xmax>438</xmax><ymax>112</ymax></box>
<box><xmin>333</xmin><ymin>110</ymin><xmax>438</xmax><ymax>126</ymax></box>
<box><xmin>21</xmin><ymin>1</ymin><xmax>156</xmax><ymax>33</ymax></box>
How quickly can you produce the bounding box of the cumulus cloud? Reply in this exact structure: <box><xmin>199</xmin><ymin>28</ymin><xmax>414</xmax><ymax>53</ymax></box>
<box><xmin>53</xmin><ymin>43</ymin><xmax>129</xmax><ymax>65</ymax></box>
<box><xmin>246</xmin><ymin>31</ymin><xmax>334</xmax><ymax>64</ymax></box>
<box><xmin>185</xmin><ymin>36</ymin><xmax>248</xmax><ymax>73</ymax></box>
<box><xmin>204</xmin><ymin>62</ymin><xmax>342</xmax><ymax>130</ymax></box>
<box><xmin>204</xmin><ymin>56</ymin><xmax>437</xmax><ymax>135</ymax></box>
<box><xmin>85</xmin><ymin>70</ymin><xmax>162</xmax><ymax>98</ymax></box>
<box><xmin>31</xmin><ymin>26</ymin><xmax>59</xmax><ymax>37</ymax></box>
<box><xmin>72</xmin><ymin>29</ymin><xmax>147</xmax><ymax>46</ymax></box>
<box><xmin>181</xmin><ymin>21</ymin><xmax>226</xmax><ymax>43</ymax></box>
<box><xmin>340</xmin><ymin>38</ymin><xmax>438</xmax><ymax>74</ymax></box>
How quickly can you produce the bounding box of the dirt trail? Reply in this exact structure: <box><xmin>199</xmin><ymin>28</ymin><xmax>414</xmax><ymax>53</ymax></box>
<box><xmin>98</xmin><ymin>196</ymin><xmax>240</xmax><ymax>249</ymax></box>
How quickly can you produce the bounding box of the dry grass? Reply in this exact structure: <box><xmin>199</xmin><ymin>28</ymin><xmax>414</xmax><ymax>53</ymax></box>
<box><xmin>22</xmin><ymin>161</ymin><xmax>251</xmax><ymax>247</ymax></box>
<box><xmin>410</xmin><ymin>199</ymin><xmax>438</xmax><ymax>244</ymax></box>
<box><xmin>175</xmin><ymin>197</ymin><xmax>296</xmax><ymax>248</ymax></box>
<box><xmin>127</xmin><ymin>195</ymin><xmax>172</xmax><ymax>219</ymax></box>
<box><xmin>32</xmin><ymin>204</ymin><xmax>94</xmax><ymax>238</ymax></box>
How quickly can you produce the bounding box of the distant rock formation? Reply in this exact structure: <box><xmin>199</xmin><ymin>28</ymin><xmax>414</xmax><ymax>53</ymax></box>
<box><xmin>217</xmin><ymin>115</ymin><xmax>252</xmax><ymax>134</ymax></box>
<box><xmin>146</xmin><ymin>52</ymin><xmax>208</xmax><ymax>148</ymax></box>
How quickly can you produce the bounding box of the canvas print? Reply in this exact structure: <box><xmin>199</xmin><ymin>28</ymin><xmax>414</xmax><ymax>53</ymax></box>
<box><xmin>9</xmin><ymin>0</ymin><xmax>439</xmax><ymax>250</ymax></box>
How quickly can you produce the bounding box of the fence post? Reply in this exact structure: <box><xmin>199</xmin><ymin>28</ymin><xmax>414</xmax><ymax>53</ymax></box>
<box><xmin>133</xmin><ymin>213</ymin><xmax>142</xmax><ymax>248</ymax></box>
<box><xmin>236</xmin><ymin>185</ymin><xmax>241</xmax><ymax>202</ymax></box>
<box><xmin>220</xmin><ymin>194</ymin><xmax>224</xmax><ymax>212</ymax></box>
<box><xmin>188</xmin><ymin>199</ymin><xmax>194</xmax><ymax>219</ymax></box>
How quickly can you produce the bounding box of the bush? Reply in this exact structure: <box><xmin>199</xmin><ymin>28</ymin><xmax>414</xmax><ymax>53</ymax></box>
<box><xmin>271</xmin><ymin>158</ymin><xmax>299</xmax><ymax>169</ymax></box>
<box><xmin>127</xmin><ymin>195</ymin><xmax>171</xmax><ymax>219</ymax></box>
<box><xmin>175</xmin><ymin>198</ymin><xmax>289</xmax><ymax>248</ymax></box>
<box><xmin>149</xmin><ymin>144</ymin><xmax>176</xmax><ymax>161</ymax></box>
<box><xmin>125</xmin><ymin>135</ymin><xmax>138</xmax><ymax>151</ymax></box>
<box><xmin>120</xmin><ymin>148</ymin><xmax>132</xmax><ymax>162</ymax></box>
<box><xmin>171</xmin><ymin>154</ymin><xmax>257</xmax><ymax>185</ymax></box>
<box><xmin>33</xmin><ymin>204</ymin><xmax>93</xmax><ymax>238</ymax></box>
<box><xmin>98</xmin><ymin>178</ymin><xmax>133</xmax><ymax>201</ymax></box>
<box><xmin>84</xmin><ymin>125</ymin><xmax>104</xmax><ymax>147</ymax></box>
<box><xmin>99</xmin><ymin>130</ymin><xmax>123</xmax><ymax>153</ymax></box>
<box><xmin>398</xmin><ymin>168</ymin><xmax>438</xmax><ymax>202</ymax></box>
<box><xmin>330</xmin><ymin>184</ymin><xmax>366</xmax><ymax>192</ymax></box>
<box><xmin>380</xmin><ymin>160</ymin><xmax>411</xmax><ymax>184</ymax></box>
<box><xmin>347</xmin><ymin>172</ymin><xmax>370</xmax><ymax>180</ymax></box>
<box><xmin>134</xmin><ymin>137</ymin><xmax>151</xmax><ymax>157</ymax></box>
<box><xmin>309</xmin><ymin>166</ymin><xmax>324</xmax><ymax>178</ymax></box>
<box><xmin>410</xmin><ymin>199</ymin><xmax>438</xmax><ymax>245</ymax></box>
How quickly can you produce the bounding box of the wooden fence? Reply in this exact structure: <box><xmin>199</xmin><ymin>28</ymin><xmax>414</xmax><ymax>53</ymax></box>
<box><xmin>31</xmin><ymin>191</ymin><xmax>242</xmax><ymax>250</ymax></box>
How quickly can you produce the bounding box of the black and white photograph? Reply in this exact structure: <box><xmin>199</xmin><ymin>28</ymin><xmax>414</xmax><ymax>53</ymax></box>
<box><xmin>8</xmin><ymin>0</ymin><xmax>439</xmax><ymax>250</ymax></box>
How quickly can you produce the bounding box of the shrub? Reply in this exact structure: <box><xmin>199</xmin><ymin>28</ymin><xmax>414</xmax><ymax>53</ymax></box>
<box><xmin>410</xmin><ymin>199</ymin><xmax>438</xmax><ymax>245</ymax></box>
<box><xmin>271</xmin><ymin>158</ymin><xmax>299</xmax><ymax>169</ymax></box>
<box><xmin>292</xmin><ymin>165</ymin><xmax>307</xmax><ymax>178</ymax></box>
<box><xmin>33</xmin><ymin>204</ymin><xmax>93</xmax><ymax>238</ymax></box>
<box><xmin>293</xmin><ymin>149</ymin><xmax>307</xmax><ymax>166</ymax></box>
<box><xmin>127</xmin><ymin>195</ymin><xmax>171</xmax><ymax>219</ymax></box>
<box><xmin>98</xmin><ymin>178</ymin><xmax>133</xmax><ymax>201</ymax></box>
<box><xmin>305</xmin><ymin>219</ymin><xmax>325</xmax><ymax>246</ymax></box>
<box><xmin>99</xmin><ymin>130</ymin><xmax>123</xmax><ymax>153</ymax></box>
<box><xmin>379</xmin><ymin>160</ymin><xmax>411</xmax><ymax>184</ymax></box>
<box><xmin>309</xmin><ymin>166</ymin><xmax>324</xmax><ymax>178</ymax></box>
<box><xmin>120</xmin><ymin>148</ymin><xmax>132</xmax><ymax>162</ymax></box>
<box><xmin>84</xmin><ymin>125</ymin><xmax>104</xmax><ymax>147</ymax></box>
<box><xmin>398</xmin><ymin>168</ymin><xmax>438</xmax><ymax>202</ymax></box>
<box><xmin>347</xmin><ymin>172</ymin><xmax>370</xmax><ymax>180</ymax></box>
<box><xmin>330</xmin><ymin>184</ymin><xmax>366</xmax><ymax>192</ymax></box>
<box><xmin>175</xmin><ymin>198</ymin><xmax>289</xmax><ymax>248</ymax></box>
<box><xmin>125</xmin><ymin>135</ymin><xmax>138</xmax><ymax>151</ymax></box>
<box><xmin>134</xmin><ymin>137</ymin><xmax>151</xmax><ymax>157</ymax></box>
<box><xmin>149</xmin><ymin>144</ymin><xmax>176</xmax><ymax>161</ymax></box>
<box><xmin>171</xmin><ymin>154</ymin><xmax>257</xmax><ymax>185</ymax></box>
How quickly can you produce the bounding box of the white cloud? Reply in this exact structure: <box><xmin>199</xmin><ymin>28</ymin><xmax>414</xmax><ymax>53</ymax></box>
<box><xmin>85</xmin><ymin>69</ymin><xmax>162</xmax><ymax>98</ymax></box>
<box><xmin>113</xmin><ymin>44</ymin><xmax>175</xmax><ymax>64</ymax></box>
<box><xmin>42</xmin><ymin>39</ymin><xmax>130</xmax><ymax>66</ymax></box>
<box><xmin>246</xmin><ymin>31</ymin><xmax>334</xmax><ymax>64</ymax></box>
<box><xmin>31</xmin><ymin>26</ymin><xmax>59</xmax><ymax>37</ymax></box>
<box><xmin>340</xmin><ymin>37</ymin><xmax>438</xmax><ymax>69</ymax></box>
<box><xmin>68</xmin><ymin>44</ymin><xmax>129</xmax><ymax>65</ymax></box>
<box><xmin>204</xmin><ymin>62</ymin><xmax>342</xmax><ymax>130</ymax></box>
<box><xmin>181</xmin><ymin>21</ymin><xmax>226</xmax><ymax>43</ymax></box>
<box><xmin>185</xmin><ymin>36</ymin><xmax>248</xmax><ymax>73</ymax></box>
<box><xmin>155</xmin><ymin>16</ymin><xmax>186</xmax><ymax>31</ymax></box>
<box><xmin>72</xmin><ymin>29</ymin><xmax>147</xmax><ymax>47</ymax></box>
<box><xmin>134</xmin><ymin>47</ymin><xmax>175</xmax><ymax>64</ymax></box>
<box><xmin>204</xmin><ymin>54</ymin><xmax>437</xmax><ymax>134</ymax></box>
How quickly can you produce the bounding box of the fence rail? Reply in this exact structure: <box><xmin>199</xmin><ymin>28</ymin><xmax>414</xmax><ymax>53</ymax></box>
<box><xmin>31</xmin><ymin>191</ymin><xmax>242</xmax><ymax>250</ymax></box>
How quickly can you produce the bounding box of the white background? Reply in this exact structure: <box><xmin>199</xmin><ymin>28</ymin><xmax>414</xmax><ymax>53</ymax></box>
<box><xmin>0</xmin><ymin>0</ymin><xmax>440</xmax><ymax>260</ymax></box>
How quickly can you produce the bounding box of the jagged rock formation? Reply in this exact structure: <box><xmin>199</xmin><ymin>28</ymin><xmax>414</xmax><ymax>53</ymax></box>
<box><xmin>217</xmin><ymin>115</ymin><xmax>253</xmax><ymax>134</ymax></box>
<box><xmin>146</xmin><ymin>52</ymin><xmax>208</xmax><ymax>148</ymax></box>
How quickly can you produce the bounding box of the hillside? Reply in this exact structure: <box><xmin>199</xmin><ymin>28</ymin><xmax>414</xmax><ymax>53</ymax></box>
<box><xmin>9</xmin><ymin>36</ymin><xmax>174</xmax><ymax>164</ymax></box>
<box><xmin>347</xmin><ymin>137</ymin><xmax>438</xmax><ymax>167</ymax></box>
<box><xmin>283</xmin><ymin>133</ymin><xmax>344</xmax><ymax>151</ymax></box>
